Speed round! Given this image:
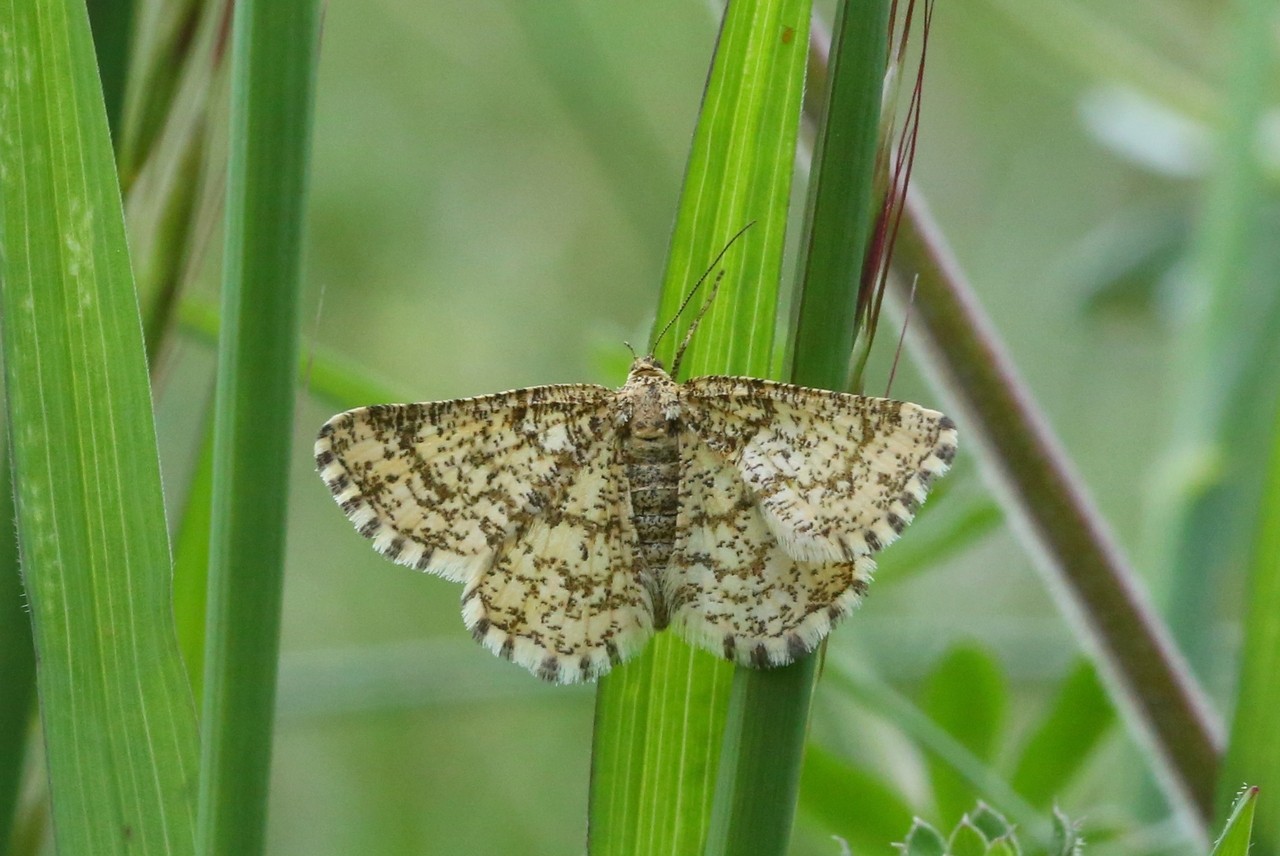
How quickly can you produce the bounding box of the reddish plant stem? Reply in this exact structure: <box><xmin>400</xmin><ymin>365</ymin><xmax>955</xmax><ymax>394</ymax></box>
<box><xmin>890</xmin><ymin>189</ymin><xmax>1223</xmax><ymax>828</ymax></box>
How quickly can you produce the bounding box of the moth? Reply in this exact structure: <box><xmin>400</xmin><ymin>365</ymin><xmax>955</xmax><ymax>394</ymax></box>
<box><xmin>315</xmin><ymin>352</ymin><xmax>955</xmax><ymax>684</ymax></box>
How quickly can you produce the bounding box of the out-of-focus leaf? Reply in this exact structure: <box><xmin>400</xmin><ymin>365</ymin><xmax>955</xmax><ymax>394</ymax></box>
<box><xmin>969</xmin><ymin>804</ymin><xmax>1014</xmax><ymax>843</ymax></box>
<box><xmin>1010</xmin><ymin>661</ymin><xmax>1115</xmax><ymax>808</ymax></box>
<box><xmin>921</xmin><ymin>645</ymin><xmax>1008</xmax><ymax>826</ymax></box>
<box><xmin>949</xmin><ymin>818</ymin><xmax>989</xmax><ymax>856</ymax></box>
<box><xmin>798</xmin><ymin>744</ymin><xmax>915</xmax><ymax>854</ymax></box>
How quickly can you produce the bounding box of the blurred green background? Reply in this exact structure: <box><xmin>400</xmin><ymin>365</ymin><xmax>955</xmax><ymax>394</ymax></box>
<box><xmin>146</xmin><ymin>0</ymin><xmax>1268</xmax><ymax>852</ymax></box>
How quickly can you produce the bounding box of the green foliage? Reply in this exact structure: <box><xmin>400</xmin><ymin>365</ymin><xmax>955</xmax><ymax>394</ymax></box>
<box><xmin>1211</xmin><ymin>787</ymin><xmax>1259</xmax><ymax>856</ymax></box>
<box><xmin>0</xmin><ymin>1</ymin><xmax>200</xmax><ymax>853</ymax></box>
<box><xmin>1008</xmin><ymin>662</ymin><xmax>1114</xmax><ymax>809</ymax></box>
<box><xmin>196</xmin><ymin>2</ymin><xmax>319</xmax><ymax>856</ymax></box>
<box><xmin>588</xmin><ymin>2</ymin><xmax>814</xmax><ymax>854</ymax></box>
<box><xmin>3</xmin><ymin>0</ymin><xmax>1275</xmax><ymax>854</ymax></box>
<box><xmin>922</xmin><ymin>646</ymin><xmax>1008</xmax><ymax>826</ymax></box>
<box><xmin>898</xmin><ymin>805</ymin><xmax>1072</xmax><ymax>856</ymax></box>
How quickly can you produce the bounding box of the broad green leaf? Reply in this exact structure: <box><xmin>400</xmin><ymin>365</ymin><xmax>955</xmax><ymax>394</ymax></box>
<box><xmin>0</xmin><ymin>1</ymin><xmax>200</xmax><ymax>852</ymax></box>
<box><xmin>1010</xmin><ymin>661</ymin><xmax>1115</xmax><ymax>808</ymax></box>
<box><xmin>921</xmin><ymin>645</ymin><xmax>1008</xmax><ymax>827</ymax></box>
<box><xmin>798</xmin><ymin>744</ymin><xmax>915</xmax><ymax>854</ymax></box>
<box><xmin>704</xmin><ymin>1</ymin><xmax>891</xmax><ymax>853</ymax></box>
<box><xmin>828</xmin><ymin>656</ymin><xmax>1050</xmax><ymax>848</ymax></box>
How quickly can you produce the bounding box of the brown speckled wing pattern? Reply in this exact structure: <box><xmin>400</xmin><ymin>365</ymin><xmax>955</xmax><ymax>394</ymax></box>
<box><xmin>669</xmin><ymin>377</ymin><xmax>956</xmax><ymax>669</ymax></box>
<box><xmin>316</xmin><ymin>359</ymin><xmax>956</xmax><ymax>683</ymax></box>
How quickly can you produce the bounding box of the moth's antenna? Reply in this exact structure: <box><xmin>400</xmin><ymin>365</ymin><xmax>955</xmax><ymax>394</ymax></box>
<box><xmin>650</xmin><ymin>221</ymin><xmax>756</xmax><ymax>358</ymax></box>
<box><xmin>671</xmin><ymin>268</ymin><xmax>726</xmax><ymax>377</ymax></box>
<box><xmin>884</xmin><ymin>275</ymin><xmax>917</xmax><ymax>398</ymax></box>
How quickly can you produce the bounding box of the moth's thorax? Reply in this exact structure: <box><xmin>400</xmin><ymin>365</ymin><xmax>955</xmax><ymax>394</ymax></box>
<box><xmin>618</xmin><ymin>356</ymin><xmax>681</xmax><ymax>623</ymax></box>
<box><xmin>617</xmin><ymin>356</ymin><xmax>681</xmax><ymax>440</ymax></box>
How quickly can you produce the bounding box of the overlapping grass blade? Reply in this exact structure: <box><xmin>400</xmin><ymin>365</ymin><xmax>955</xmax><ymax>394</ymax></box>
<box><xmin>588</xmin><ymin>1</ymin><xmax>810</xmax><ymax>852</ymax></box>
<box><xmin>702</xmin><ymin>3</ymin><xmax>890</xmax><ymax>853</ymax></box>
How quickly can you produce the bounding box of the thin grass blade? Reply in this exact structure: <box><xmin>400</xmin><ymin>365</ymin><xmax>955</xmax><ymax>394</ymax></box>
<box><xmin>1219</xmin><ymin>398</ymin><xmax>1280</xmax><ymax>854</ymax></box>
<box><xmin>196</xmin><ymin>1</ymin><xmax>319</xmax><ymax>854</ymax></box>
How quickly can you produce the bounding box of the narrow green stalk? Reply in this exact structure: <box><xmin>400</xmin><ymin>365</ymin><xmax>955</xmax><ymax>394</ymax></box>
<box><xmin>889</xmin><ymin>190</ymin><xmax>1222</xmax><ymax>835</ymax></box>
<box><xmin>0</xmin><ymin>0</ymin><xmax>200</xmax><ymax>852</ymax></box>
<box><xmin>196</xmin><ymin>1</ymin><xmax>318</xmax><ymax>854</ymax></box>
<box><xmin>588</xmin><ymin>1</ymin><xmax>809</xmax><ymax>852</ymax></box>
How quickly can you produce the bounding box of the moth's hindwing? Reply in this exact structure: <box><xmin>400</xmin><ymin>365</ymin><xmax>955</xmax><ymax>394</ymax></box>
<box><xmin>680</xmin><ymin>376</ymin><xmax>957</xmax><ymax>563</ymax></box>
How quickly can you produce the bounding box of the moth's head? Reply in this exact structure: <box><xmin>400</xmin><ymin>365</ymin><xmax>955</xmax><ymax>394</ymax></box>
<box><xmin>627</xmin><ymin>355</ymin><xmax>669</xmax><ymax>382</ymax></box>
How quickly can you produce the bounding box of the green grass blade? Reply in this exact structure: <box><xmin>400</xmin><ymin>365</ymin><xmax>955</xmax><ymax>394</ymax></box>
<box><xmin>1156</xmin><ymin>0</ymin><xmax>1280</xmax><ymax>686</ymax></box>
<box><xmin>0</xmin><ymin>1</ymin><xmax>200</xmax><ymax>852</ymax></box>
<box><xmin>702</xmin><ymin>3</ymin><xmax>891</xmax><ymax>853</ymax></box>
<box><xmin>173</xmin><ymin>415</ymin><xmax>215</xmax><ymax>702</ymax></box>
<box><xmin>123</xmin><ymin>0</ymin><xmax>230</xmax><ymax>354</ymax></box>
<box><xmin>921</xmin><ymin>645</ymin><xmax>1008</xmax><ymax>827</ymax></box>
<box><xmin>1218</xmin><ymin>399</ymin><xmax>1280</xmax><ymax>854</ymax></box>
<box><xmin>0</xmin><ymin>457</ymin><xmax>35</xmax><ymax>854</ymax></box>
<box><xmin>1211</xmin><ymin>787</ymin><xmax>1258</xmax><ymax>856</ymax></box>
<box><xmin>195</xmin><ymin>1</ymin><xmax>318</xmax><ymax>854</ymax></box>
<box><xmin>588</xmin><ymin>2</ymin><xmax>809</xmax><ymax>852</ymax></box>
<box><xmin>117</xmin><ymin>0</ymin><xmax>207</xmax><ymax>183</ymax></box>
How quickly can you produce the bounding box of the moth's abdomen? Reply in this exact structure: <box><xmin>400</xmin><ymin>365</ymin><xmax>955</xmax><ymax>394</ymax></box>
<box><xmin>624</xmin><ymin>436</ymin><xmax>680</xmax><ymax>625</ymax></box>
